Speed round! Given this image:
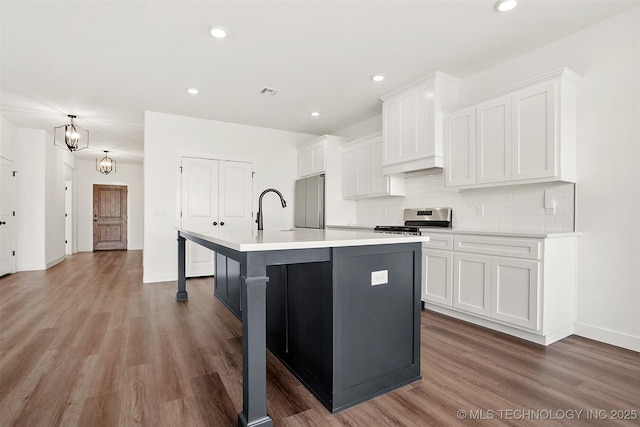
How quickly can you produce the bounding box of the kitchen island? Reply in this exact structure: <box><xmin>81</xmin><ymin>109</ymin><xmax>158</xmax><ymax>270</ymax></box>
<box><xmin>176</xmin><ymin>228</ymin><xmax>428</xmax><ymax>427</ymax></box>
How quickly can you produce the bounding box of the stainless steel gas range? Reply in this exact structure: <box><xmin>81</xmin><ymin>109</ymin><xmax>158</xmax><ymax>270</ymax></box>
<box><xmin>374</xmin><ymin>208</ymin><xmax>453</xmax><ymax>235</ymax></box>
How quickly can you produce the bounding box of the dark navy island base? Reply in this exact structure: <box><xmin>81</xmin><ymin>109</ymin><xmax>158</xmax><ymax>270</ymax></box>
<box><xmin>176</xmin><ymin>229</ymin><xmax>422</xmax><ymax>427</ymax></box>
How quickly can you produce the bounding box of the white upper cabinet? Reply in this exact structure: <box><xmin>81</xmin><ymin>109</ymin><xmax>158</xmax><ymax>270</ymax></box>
<box><xmin>511</xmin><ymin>82</ymin><xmax>556</xmax><ymax>181</ymax></box>
<box><xmin>444</xmin><ymin>107</ymin><xmax>475</xmax><ymax>188</ymax></box>
<box><xmin>445</xmin><ymin>68</ymin><xmax>579</xmax><ymax>189</ymax></box>
<box><xmin>342</xmin><ymin>132</ymin><xmax>405</xmax><ymax>199</ymax></box>
<box><xmin>381</xmin><ymin>71</ymin><xmax>460</xmax><ymax>175</ymax></box>
<box><xmin>298</xmin><ymin>137</ymin><xmax>326</xmax><ymax>178</ymax></box>
<box><xmin>476</xmin><ymin>95</ymin><xmax>512</xmax><ymax>184</ymax></box>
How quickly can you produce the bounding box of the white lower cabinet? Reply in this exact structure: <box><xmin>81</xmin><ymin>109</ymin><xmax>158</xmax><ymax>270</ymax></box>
<box><xmin>422</xmin><ymin>232</ymin><xmax>577</xmax><ymax>345</ymax></box>
<box><xmin>491</xmin><ymin>257</ymin><xmax>539</xmax><ymax>330</ymax></box>
<box><xmin>422</xmin><ymin>249</ymin><xmax>453</xmax><ymax>306</ymax></box>
<box><xmin>453</xmin><ymin>253</ymin><xmax>491</xmax><ymax>316</ymax></box>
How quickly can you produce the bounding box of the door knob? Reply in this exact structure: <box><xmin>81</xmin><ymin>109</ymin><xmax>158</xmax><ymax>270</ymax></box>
<box><xmin>213</xmin><ymin>221</ymin><xmax>218</xmax><ymax>226</ymax></box>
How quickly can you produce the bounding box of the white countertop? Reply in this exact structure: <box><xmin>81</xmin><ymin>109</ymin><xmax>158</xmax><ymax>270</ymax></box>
<box><xmin>327</xmin><ymin>224</ymin><xmax>581</xmax><ymax>239</ymax></box>
<box><xmin>177</xmin><ymin>227</ymin><xmax>429</xmax><ymax>252</ymax></box>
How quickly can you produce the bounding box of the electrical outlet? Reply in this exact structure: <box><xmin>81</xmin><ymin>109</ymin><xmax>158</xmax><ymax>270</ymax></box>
<box><xmin>371</xmin><ymin>270</ymin><xmax>388</xmax><ymax>286</ymax></box>
<box><xmin>544</xmin><ymin>190</ymin><xmax>556</xmax><ymax>214</ymax></box>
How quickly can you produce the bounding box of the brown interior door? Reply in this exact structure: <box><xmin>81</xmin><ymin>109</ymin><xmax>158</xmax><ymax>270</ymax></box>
<box><xmin>93</xmin><ymin>184</ymin><xmax>128</xmax><ymax>251</ymax></box>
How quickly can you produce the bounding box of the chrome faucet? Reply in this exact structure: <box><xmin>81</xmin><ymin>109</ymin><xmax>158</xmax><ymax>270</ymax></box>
<box><xmin>256</xmin><ymin>188</ymin><xmax>287</xmax><ymax>230</ymax></box>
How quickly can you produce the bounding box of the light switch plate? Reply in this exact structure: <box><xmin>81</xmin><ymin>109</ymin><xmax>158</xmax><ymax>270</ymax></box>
<box><xmin>371</xmin><ymin>270</ymin><xmax>388</xmax><ymax>286</ymax></box>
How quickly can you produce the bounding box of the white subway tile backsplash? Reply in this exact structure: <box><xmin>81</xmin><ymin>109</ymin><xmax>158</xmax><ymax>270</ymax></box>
<box><xmin>355</xmin><ymin>171</ymin><xmax>575</xmax><ymax>232</ymax></box>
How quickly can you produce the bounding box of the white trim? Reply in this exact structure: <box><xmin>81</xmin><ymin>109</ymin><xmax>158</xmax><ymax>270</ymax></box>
<box><xmin>16</xmin><ymin>263</ymin><xmax>48</xmax><ymax>271</ymax></box>
<box><xmin>424</xmin><ymin>303</ymin><xmax>572</xmax><ymax>346</ymax></box>
<box><xmin>46</xmin><ymin>256</ymin><xmax>64</xmax><ymax>269</ymax></box>
<box><xmin>143</xmin><ymin>273</ymin><xmax>178</xmax><ymax>284</ymax></box>
<box><xmin>574</xmin><ymin>322</ymin><xmax>640</xmax><ymax>352</ymax></box>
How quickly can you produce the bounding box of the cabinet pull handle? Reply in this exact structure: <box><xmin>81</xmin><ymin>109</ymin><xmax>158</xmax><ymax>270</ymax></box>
<box><xmin>213</xmin><ymin>221</ymin><xmax>218</xmax><ymax>226</ymax></box>
<box><xmin>220</xmin><ymin>222</ymin><xmax>225</xmax><ymax>226</ymax></box>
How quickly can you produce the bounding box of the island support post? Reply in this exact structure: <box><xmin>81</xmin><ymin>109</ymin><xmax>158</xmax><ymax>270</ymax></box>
<box><xmin>176</xmin><ymin>231</ymin><xmax>273</xmax><ymax>427</ymax></box>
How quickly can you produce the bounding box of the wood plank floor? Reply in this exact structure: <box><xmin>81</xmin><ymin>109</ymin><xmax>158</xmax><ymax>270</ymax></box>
<box><xmin>1</xmin><ymin>250</ymin><xmax>638</xmax><ymax>426</ymax></box>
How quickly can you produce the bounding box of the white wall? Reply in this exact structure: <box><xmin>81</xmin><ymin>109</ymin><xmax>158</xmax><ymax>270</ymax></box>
<box><xmin>0</xmin><ymin>116</ymin><xmax>16</xmax><ymax>160</ymax></box>
<box><xmin>334</xmin><ymin>113</ymin><xmax>382</xmax><ymax>140</ymax></box>
<box><xmin>45</xmin><ymin>132</ymin><xmax>66</xmax><ymax>267</ymax></box>
<box><xmin>76</xmin><ymin>160</ymin><xmax>144</xmax><ymax>252</ymax></box>
<box><xmin>0</xmin><ymin>116</ymin><xmax>76</xmax><ymax>271</ymax></box>
<box><xmin>143</xmin><ymin>111</ymin><xmax>315</xmax><ymax>283</ymax></box>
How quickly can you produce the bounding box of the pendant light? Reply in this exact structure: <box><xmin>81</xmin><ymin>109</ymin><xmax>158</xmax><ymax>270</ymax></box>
<box><xmin>54</xmin><ymin>114</ymin><xmax>89</xmax><ymax>152</ymax></box>
<box><xmin>96</xmin><ymin>151</ymin><xmax>116</xmax><ymax>175</ymax></box>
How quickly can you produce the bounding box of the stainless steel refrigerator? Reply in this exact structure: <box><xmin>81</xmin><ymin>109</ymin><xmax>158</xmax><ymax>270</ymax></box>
<box><xmin>294</xmin><ymin>174</ymin><xmax>325</xmax><ymax>229</ymax></box>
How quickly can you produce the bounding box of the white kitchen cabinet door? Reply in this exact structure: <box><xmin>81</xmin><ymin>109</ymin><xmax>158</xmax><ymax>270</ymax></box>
<box><xmin>491</xmin><ymin>257</ymin><xmax>539</xmax><ymax>330</ymax></box>
<box><xmin>399</xmin><ymin>93</ymin><xmax>417</xmax><ymax>158</ymax></box>
<box><xmin>383</xmin><ymin>99</ymin><xmax>402</xmax><ymax>163</ymax></box>
<box><xmin>181</xmin><ymin>157</ymin><xmax>253</xmax><ymax>277</ymax></box>
<box><xmin>423</xmin><ymin>249</ymin><xmax>453</xmax><ymax>306</ymax></box>
<box><xmin>415</xmin><ymin>86</ymin><xmax>435</xmax><ymax>156</ymax></box>
<box><xmin>341</xmin><ymin>133</ymin><xmax>405</xmax><ymax>199</ymax></box>
<box><xmin>511</xmin><ymin>82</ymin><xmax>556</xmax><ymax>181</ymax></box>
<box><xmin>476</xmin><ymin>95</ymin><xmax>511</xmax><ymax>184</ymax></box>
<box><xmin>310</xmin><ymin>143</ymin><xmax>325</xmax><ymax>175</ymax></box>
<box><xmin>453</xmin><ymin>252</ymin><xmax>491</xmax><ymax>316</ymax></box>
<box><xmin>444</xmin><ymin>107</ymin><xmax>476</xmax><ymax>187</ymax></box>
<box><xmin>299</xmin><ymin>149</ymin><xmax>313</xmax><ymax>178</ymax></box>
<box><xmin>341</xmin><ymin>147</ymin><xmax>357</xmax><ymax>198</ymax></box>
<box><xmin>298</xmin><ymin>139</ymin><xmax>326</xmax><ymax>178</ymax></box>
<box><xmin>370</xmin><ymin>139</ymin><xmax>387</xmax><ymax>195</ymax></box>
<box><xmin>355</xmin><ymin>143</ymin><xmax>371</xmax><ymax>196</ymax></box>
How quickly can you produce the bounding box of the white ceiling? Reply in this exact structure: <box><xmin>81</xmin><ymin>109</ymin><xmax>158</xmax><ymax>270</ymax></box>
<box><xmin>2</xmin><ymin>0</ymin><xmax>638</xmax><ymax>164</ymax></box>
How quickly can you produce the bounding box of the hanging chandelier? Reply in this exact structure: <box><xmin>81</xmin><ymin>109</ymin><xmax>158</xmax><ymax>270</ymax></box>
<box><xmin>96</xmin><ymin>151</ymin><xmax>116</xmax><ymax>175</ymax></box>
<box><xmin>53</xmin><ymin>114</ymin><xmax>89</xmax><ymax>152</ymax></box>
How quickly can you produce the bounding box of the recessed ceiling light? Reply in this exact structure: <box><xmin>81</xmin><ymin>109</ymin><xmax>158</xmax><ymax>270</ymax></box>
<box><xmin>372</xmin><ymin>74</ymin><xmax>385</xmax><ymax>82</ymax></box>
<box><xmin>210</xmin><ymin>26</ymin><xmax>228</xmax><ymax>38</ymax></box>
<box><xmin>310</xmin><ymin>112</ymin><xmax>320</xmax><ymax>117</ymax></box>
<box><xmin>494</xmin><ymin>0</ymin><xmax>518</xmax><ymax>12</ymax></box>
<box><xmin>187</xmin><ymin>88</ymin><xmax>199</xmax><ymax>95</ymax></box>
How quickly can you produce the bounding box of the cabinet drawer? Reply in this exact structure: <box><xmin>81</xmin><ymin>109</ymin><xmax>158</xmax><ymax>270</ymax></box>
<box><xmin>422</xmin><ymin>234</ymin><xmax>454</xmax><ymax>251</ymax></box>
<box><xmin>453</xmin><ymin>236</ymin><xmax>541</xmax><ymax>260</ymax></box>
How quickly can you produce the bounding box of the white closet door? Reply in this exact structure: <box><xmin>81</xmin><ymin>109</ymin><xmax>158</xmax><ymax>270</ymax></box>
<box><xmin>181</xmin><ymin>157</ymin><xmax>219</xmax><ymax>277</ymax></box>
<box><xmin>218</xmin><ymin>160</ymin><xmax>253</xmax><ymax>232</ymax></box>
<box><xmin>0</xmin><ymin>157</ymin><xmax>15</xmax><ymax>276</ymax></box>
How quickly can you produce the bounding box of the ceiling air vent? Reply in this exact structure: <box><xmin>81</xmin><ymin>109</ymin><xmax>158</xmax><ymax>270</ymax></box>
<box><xmin>258</xmin><ymin>87</ymin><xmax>280</xmax><ymax>96</ymax></box>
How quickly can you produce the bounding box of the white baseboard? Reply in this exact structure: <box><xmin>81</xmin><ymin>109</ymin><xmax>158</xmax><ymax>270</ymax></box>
<box><xmin>16</xmin><ymin>263</ymin><xmax>47</xmax><ymax>272</ymax></box>
<box><xmin>573</xmin><ymin>322</ymin><xmax>640</xmax><ymax>352</ymax></box>
<box><xmin>46</xmin><ymin>256</ymin><xmax>64</xmax><ymax>269</ymax></box>
<box><xmin>424</xmin><ymin>303</ymin><xmax>572</xmax><ymax>346</ymax></box>
<box><xmin>143</xmin><ymin>273</ymin><xmax>177</xmax><ymax>284</ymax></box>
